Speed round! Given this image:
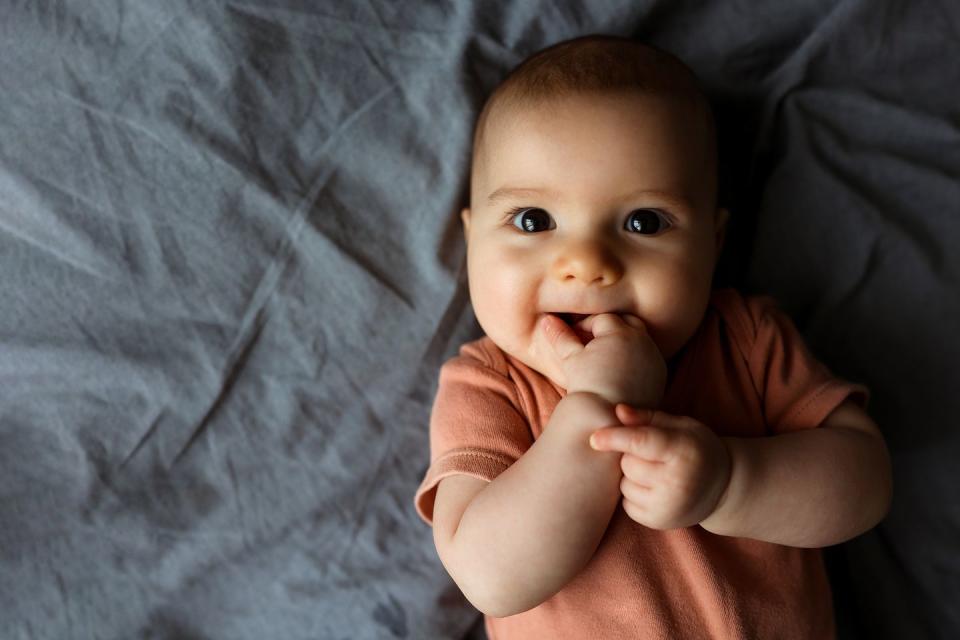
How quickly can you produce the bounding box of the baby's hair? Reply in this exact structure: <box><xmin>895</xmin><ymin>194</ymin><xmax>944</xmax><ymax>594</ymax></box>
<box><xmin>469</xmin><ymin>34</ymin><xmax>717</xmax><ymax>209</ymax></box>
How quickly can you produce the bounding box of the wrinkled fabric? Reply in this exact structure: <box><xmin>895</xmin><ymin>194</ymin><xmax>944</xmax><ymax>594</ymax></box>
<box><xmin>0</xmin><ymin>2</ymin><xmax>957</xmax><ymax>639</ymax></box>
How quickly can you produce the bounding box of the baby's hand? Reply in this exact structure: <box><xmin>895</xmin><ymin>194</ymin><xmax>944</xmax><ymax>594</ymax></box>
<box><xmin>588</xmin><ymin>404</ymin><xmax>732</xmax><ymax>530</ymax></box>
<box><xmin>538</xmin><ymin>312</ymin><xmax>666</xmax><ymax>408</ymax></box>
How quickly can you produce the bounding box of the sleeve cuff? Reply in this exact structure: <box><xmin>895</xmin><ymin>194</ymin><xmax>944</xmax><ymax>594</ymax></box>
<box><xmin>413</xmin><ymin>449</ymin><xmax>513</xmax><ymax>525</ymax></box>
<box><xmin>775</xmin><ymin>380</ymin><xmax>871</xmax><ymax>434</ymax></box>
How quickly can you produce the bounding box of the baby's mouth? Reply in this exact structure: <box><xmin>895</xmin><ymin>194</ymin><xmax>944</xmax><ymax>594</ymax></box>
<box><xmin>558</xmin><ymin>312</ymin><xmax>589</xmax><ymax>327</ymax></box>
<box><xmin>555</xmin><ymin>312</ymin><xmax>593</xmax><ymax>344</ymax></box>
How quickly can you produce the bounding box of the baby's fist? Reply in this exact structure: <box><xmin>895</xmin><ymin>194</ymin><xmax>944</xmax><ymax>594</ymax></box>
<box><xmin>589</xmin><ymin>405</ymin><xmax>732</xmax><ymax>530</ymax></box>
<box><xmin>538</xmin><ymin>312</ymin><xmax>666</xmax><ymax>407</ymax></box>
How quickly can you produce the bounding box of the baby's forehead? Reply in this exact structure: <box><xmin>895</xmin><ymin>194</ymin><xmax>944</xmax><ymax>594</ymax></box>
<box><xmin>479</xmin><ymin>84</ymin><xmax>709</xmax><ymax>154</ymax></box>
<box><xmin>471</xmin><ymin>90</ymin><xmax>716</xmax><ymax>213</ymax></box>
<box><xmin>477</xmin><ymin>88</ymin><xmax>710</xmax><ymax>161</ymax></box>
<box><xmin>468</xmin><ymin>38</ymin><xmax>717</xmax><ymax>209</ymax></box>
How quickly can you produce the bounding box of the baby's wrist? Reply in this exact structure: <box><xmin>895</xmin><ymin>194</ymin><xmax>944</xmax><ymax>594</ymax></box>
<box><xmin>566</xmin><ymin>379</ymin><xmax>623</xmax><ymax>405</ymax></box>
<box><xmin>547</xmin><ymin>391</ymin><xmax>620</xmax><ymax>440</ymax></box>
<box><xmin>566</xmin><ymin>382</ymin><xmax>659</xmax><ymax>410</ymax></box>
<box><xmin>555</xmin><ymin>391</ymin><xmax>618</xmax><ymax>429</ymax></box>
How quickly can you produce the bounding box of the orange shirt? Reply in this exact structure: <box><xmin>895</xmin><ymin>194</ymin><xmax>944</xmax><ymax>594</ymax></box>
<box><xmin>414</xmin><ymin>288</ymin><xmax>870</xmax><ymax>639</ymax></box>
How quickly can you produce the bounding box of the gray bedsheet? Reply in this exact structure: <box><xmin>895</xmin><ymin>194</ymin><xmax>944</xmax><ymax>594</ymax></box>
<box><xmin>1</xmin><ymin>1</ymin><xmax>957</xmax><ymax>639</ymax></box>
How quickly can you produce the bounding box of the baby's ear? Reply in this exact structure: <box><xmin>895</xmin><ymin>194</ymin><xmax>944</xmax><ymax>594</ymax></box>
<box><xmin>713</xmin><ymin>207</ymin><xmax>729</xmax><ymax>260</ymax></box>
<box><xmin>460</xmin><ymin>207</ymin><xmax>472</xmax><ymax>241</ymax></box>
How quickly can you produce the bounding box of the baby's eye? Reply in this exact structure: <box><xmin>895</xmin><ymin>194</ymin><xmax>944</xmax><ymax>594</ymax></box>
<box><xmin>510</xmin><ymin>207</ymin><xmax>555</xmax><ymax>233</ymax></box>
<box><xmin>624</xmin><ymin>209</ymin><xmax>671</xmax><ymax>235</ymax></box>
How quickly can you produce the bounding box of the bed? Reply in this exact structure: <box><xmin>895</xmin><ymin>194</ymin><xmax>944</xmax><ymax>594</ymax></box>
<box><xmin>1</xmin><ymin>1</ymin><xmax>957</xmax><ymax>638</ymax></box>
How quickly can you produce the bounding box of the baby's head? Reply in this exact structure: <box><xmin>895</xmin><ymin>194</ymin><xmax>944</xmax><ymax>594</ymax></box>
<box><xmin>461</xmin><ymin>35</ymin><xmax>729</xmax><ymax>386</ymax></box>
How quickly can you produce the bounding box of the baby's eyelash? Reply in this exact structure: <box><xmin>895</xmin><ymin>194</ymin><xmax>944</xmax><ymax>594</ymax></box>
<box><xmin>501</xmin><ymin>206</ymin><xmax>676</xmax><ymax>229</ymax></box>
<box><xmin>502</xmin><ymin>206</ymin><xmax>532</xmax><ymax>224</ymax></box>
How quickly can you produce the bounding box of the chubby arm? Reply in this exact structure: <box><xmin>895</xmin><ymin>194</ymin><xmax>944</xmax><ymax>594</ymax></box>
<box><xmin>700</xmin><ymin>399</ymin><xmax>893</xmax><ymax>547</ymax></box>
<box><xmin>432</xmin><ymin>391</ymin><xmax>623</xmax><ymax>618</ymax></box>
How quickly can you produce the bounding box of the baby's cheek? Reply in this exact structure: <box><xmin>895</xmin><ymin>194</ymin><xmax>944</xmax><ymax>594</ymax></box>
<box><xmin>482</xmin><ymin>252</ymin><xmax>533</xmax><ymax>303</ymax></box>
<box><xmin>631</xmin><ymin>262</ymin><xmax>707</xmax><ymax>357</ymax></box>
<box><xmin>471</xmin><ymin>259</ymin><xmax>539</xmax><ymax>349</ymax></box>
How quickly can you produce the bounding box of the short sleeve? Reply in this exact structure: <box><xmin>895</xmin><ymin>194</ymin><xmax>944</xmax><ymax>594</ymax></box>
<box><xmin>412</xmin><ymin>344</ymin><xmax>534</xmax><ymax>526</ymax></box>
<box><xmin>746</xmin><ymin>296</ymin><xmax>871</xmax><ymax>434</ymax></box>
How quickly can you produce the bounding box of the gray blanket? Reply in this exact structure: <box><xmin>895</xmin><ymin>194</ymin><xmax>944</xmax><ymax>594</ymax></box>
<box><xmin>1</xmin><ymin>2</ymin><xmax>957</xmax><ymax>638</ymax></box>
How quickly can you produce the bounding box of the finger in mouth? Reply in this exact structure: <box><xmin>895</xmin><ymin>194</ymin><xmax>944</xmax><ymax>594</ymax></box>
<box><xmin>559</xmin><ymin>312</ymin><xmax>589</xmax><ymax>327</ymax></box>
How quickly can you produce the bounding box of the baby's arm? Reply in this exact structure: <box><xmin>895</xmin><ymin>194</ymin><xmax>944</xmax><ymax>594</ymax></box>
<box><xmin>699</xmin><ymin>399</ymin><xmax>893</xmax><ymax>547</ymax></box>
<box><xmin>432</xmin><ymin>391</ymin><xmax>623</xmax><ymax>618</ymax></box>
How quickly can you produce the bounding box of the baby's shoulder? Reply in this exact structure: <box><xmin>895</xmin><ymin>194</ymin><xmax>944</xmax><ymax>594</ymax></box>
<box><xmin>446</xmin><ymin>335</ymin><xmax>511</xmax><ymax>376</ymax></box>
<box><xmin>434</xmin><ymin>336</ymin><xmax>527</xmax><ymax>415</ymax></box>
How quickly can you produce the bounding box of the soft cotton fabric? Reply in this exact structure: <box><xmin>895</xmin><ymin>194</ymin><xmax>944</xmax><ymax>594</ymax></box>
<box><xmin>414</xmin><ymin>287</ymin><xmax>870</xmax><ymax>639</ymax></box>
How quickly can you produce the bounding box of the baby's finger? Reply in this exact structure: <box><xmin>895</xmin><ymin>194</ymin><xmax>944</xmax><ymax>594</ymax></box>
<box><xmin>620</xmin><ymin>452</ymin><xmax>666</xmax><ymax>482</ymax></box>
<box><xmin>620</xmin><ymin>477</ymin><xmax>653</xmax><ymax>503</ymax></box>
<box><xmin>539</xmin><ymin>313</ymin><xmax>584</xmax><ymax>360</ymax></box>
<box><xmin>615</xmin><ymin>404</ymin><xmax>655</xmax><ymax>425</ymax></box>
<box><xmin>619</xmin><ymin>314</ymin><xmax>648</xmax><ymax>332</ymax></box>
<box><xmin>585</xmin><ymin>313</ymin><xmax>628</xmax><ymax>338</ymax></box>
<box><xmin>589</xmin><ymin>425</ymin><xmax>673</xmax><ymax>461</ymax></box>
<box><xmin>568</xmin><ymin>317</ymin><xmax>594</xmax><ymax>344</ymax></box>
<box><xmin>615</xmin><ymin>405</ymin><xmax>682</xmax><ymax>430</ymax></box>
<box><xmin>580</xmin><ymin>312</ymin><xmax>646</xmax><ymax>337</ymax></box>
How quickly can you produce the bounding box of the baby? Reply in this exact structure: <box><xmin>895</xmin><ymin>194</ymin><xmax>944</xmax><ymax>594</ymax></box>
<box><xmin>414</xmin><ymin>35</ymin><xmax>892</xmax><ymax>639</ymax></box>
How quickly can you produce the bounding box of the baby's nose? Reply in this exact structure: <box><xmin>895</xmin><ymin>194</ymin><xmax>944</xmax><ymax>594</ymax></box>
<box><xmin>552</xmin><ymin>240</ymin><xmax>624</xmax><ymax>286</ymax></box>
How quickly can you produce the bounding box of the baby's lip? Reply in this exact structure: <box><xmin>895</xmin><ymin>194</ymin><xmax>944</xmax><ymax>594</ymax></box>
<box><xmin>549</xmin><ymin>310</ymin><xmax>632</xmax><ymax>326</ymax></box>
<box><xmin>558</xmin><ymin>312</ymin><xmax>589</xmax><ymax>326</ymax></box>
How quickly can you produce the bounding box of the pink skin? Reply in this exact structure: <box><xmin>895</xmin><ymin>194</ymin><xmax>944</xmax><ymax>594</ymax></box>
<box><xmin>589</xmin><ymin>404</ymin><xmax>732</xmax><ymax>530</ymax></box>
<box><xmin>537</xmin><ymin>309</ymin><xmax>667</xmax><ymax>408</ymax></box>
<box><xmin>461</xmin><ymin>91</ymin><xmax>728</xmax><ymax>393</ymax></box>
<box><xmin>462</xmin><ymin>90</ymin><xmax>732</xmax><ymax>527</ymax></box>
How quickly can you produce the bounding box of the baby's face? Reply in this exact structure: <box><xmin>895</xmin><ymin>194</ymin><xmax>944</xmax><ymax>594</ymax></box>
<box><xmin>461</xmin><ymin>91</ymin><xmax>728</xmax><ymax>388</ymax></box>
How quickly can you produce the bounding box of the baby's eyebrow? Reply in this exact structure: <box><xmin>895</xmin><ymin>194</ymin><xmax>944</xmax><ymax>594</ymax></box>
<box><xmin>627</xmin><ymin>190</ymin><xmax>696</xmax><ymax>214</ymax></box>
<box><xmin>486</xmin><ymin>187</ymin><xmax>557</xmax><ymax>205</ymax></box>
<box><xmin>486</xmin><ymin>186</ymin><xmax>695</xmax><ymax>213</ymax></box>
